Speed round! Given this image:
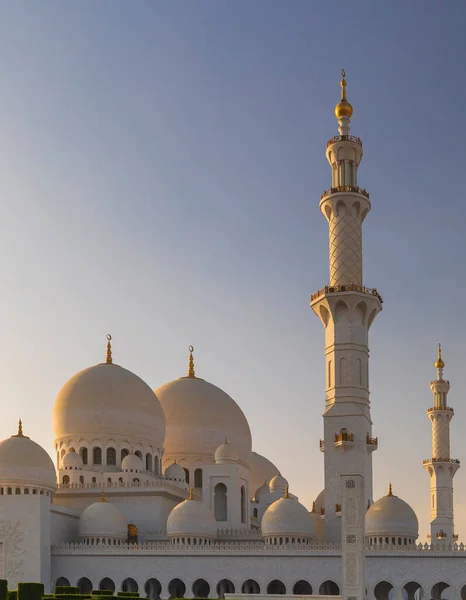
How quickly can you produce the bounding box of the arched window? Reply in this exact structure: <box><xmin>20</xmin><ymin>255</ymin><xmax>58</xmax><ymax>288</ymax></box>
<box><xmin>32</xmin><ymin>489</ymin><xmax>37</xmax><ymax>494</ymax></box>
<box><xmin>79</xmin><ymin>476</ymin><xmax>84</xmax><ymax>484</ymax></box>
<box><xmin>146</xmin><ymin>453</ymin><xmax>152</xmax><ymax>471</ymax></box>
<box><xmin>56</xmin><ymin>577</ymin><xmax>71</xmax><ymax>587</ymax></box>
<box><xmin>267</xmin><ymin>580</ymin><xmax>286</xmax><ymax>594</ymax></box>
<box><xmin>241</xmin><ymin>485</ymin><xmax>246</xmax><ymax>523</ymax></box>
<box><xmin>168</xmin><ymin>579</ymin><xmax>185</xmax><ymax>599</ymax></box>
<box><xmin>77</xmin><ymin>578</ymin><xmax>93</xmax><ymax>594</ymax></box>
<box><xmin>293</xmin><ymin>581</ymin><xmax>312</xmax><ymax>595</ymax></box>
<box><xmin>133</xmin><ymin>478</ymin><xmax>140</xmax><ymax>485</ymax></box>
<box><xmin>214</xmin><ymin>482</ymin><xmax>228</xmax><ymax>521</ymax></box>
<box><xmin>62</xmin><ymin>475</ymin><xmax>70</xmax><ymax>485</ymax></box>
<box><xmin>217</xmin><ymin>580</ymin><xmax>235</xmax><ymax>599</ymax></box>
<box><xmin>106</xmin><ymin>448</ymin><xmax>116</xmax><ymax>466</ymax></box>
<box><xmin>183</xmin><ymin>468</ymin><xmax>190</xmax><ymax>484</ymax></box>
<box><xmin>253</xmin><ymin>508</ymin><xmax>258</xmax><ymax>518</ymax></box>
<box><xmin>93</xmin><ymin>447</ymin><xmax>102</xmax><ymax>465</ymax></box>
<box><xmin>15</xmin><ymin>488</ymin><xmax>21</xmax><ymax>495</ymax></box>
<box><xmin>79</xmin><ymin>447</ymin><xmax>88</xmax><ymax>465</ymax></box>
<box><xmin>121</xmin><ymin>448</ymin><xmax>130</xmax><ymax>462</ymax></box>
<box><xmin>122</xmin><ymin>578</ymin><xmax>138</xmax><ymax>593</ymax></box>
<box><xmin>135</xmin><ymin>450</ymin><xmax>142</xmax><ymax>460</ymax></box>
<box><xmin>374</xmin><ymin>581</ymin><xmax>394</xmax><ymax>600</ymax></box>
<box><xmin>194</xmin><ymin>468</ymin><xmax>203</xmax><ymax>488</ymax></box>
<box><xmin>154</xmin><ymin>457</ymin><xmax>159</xmax><ymax>476</ymax></box>
<box><xmin>99</xmin><ymin>579</ymin><xmax>115</xmax><ymax>592</ymax></box>
<box><xmin>192</xmin><ymin>580</ymin><xmax>210</xmax><ymax>598</ymax></box>
<box><xmin>92</xmin><ymin>477</ymin><xmax>97</xmax><ymax>484</ymax></box>
<box><xmin>319</xmin><ymin>581</ymin><xmax>340</xmax><ymax>596</ymax></box>
<box><xmin>144</xmin><ymin>579</ymin><xmax>161</xmax><ymax>600</ymax></box>
<box><xmin>242</xmin><ymin>580</ymin><xmax>260</xmax><ymax>594</ymax></box>
<box><xmin>24</xmin><ymin>488</ymin><xmax>29</xmax><ymax>494</ymax></box>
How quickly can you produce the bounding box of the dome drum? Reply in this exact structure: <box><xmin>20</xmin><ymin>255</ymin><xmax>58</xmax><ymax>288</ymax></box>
<box><xmin>365</xmin><ymin>489</ymin><xmax>419</xmax><ymax>544</ymax></box>
<box><xmin>261</xmin><ymin>496</ymin><xmax>314</xmax><ymax>544</ymax></box>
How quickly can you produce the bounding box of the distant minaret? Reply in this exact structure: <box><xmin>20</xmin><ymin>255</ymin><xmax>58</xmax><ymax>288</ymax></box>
<box><xmin>311</xmin><ymin>70</ymin><xmax>382</xmax><ymax>542</ymax></box>
<box><xmin>423</xmin><ymin>345</ymin><xmax>459</xmax><ymax>544</ymax></box>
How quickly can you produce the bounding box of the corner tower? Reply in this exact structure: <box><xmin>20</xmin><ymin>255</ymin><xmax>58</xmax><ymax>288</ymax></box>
<box><xmin>423</xmin><ymin>345</ymin><xmax>459</xmax><ymax>544</ymax></box>
<box><xmin>311</xmin><ymin>71</ymin><xmax>382</xmax><ymax>542</ymax></box>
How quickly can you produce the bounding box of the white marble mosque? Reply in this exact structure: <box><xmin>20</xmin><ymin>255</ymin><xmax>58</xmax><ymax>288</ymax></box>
<box><xmin>0</xmin><ymin>72</ymin><xmax>464</xmax><ymax>600</ymax></box>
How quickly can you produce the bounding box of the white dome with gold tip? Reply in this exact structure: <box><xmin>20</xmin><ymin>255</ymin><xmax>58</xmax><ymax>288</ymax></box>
<box><xmin>365</xmin><ymin>484</ymin><xmax>419</xmax><ymax>540</ymax></box>
<box><xmin>53</xmin><ymin>338</ymin><xmax>165</xmax><ymax>449</ymax></box>
<box><xmin>262</xmin><ymin>491</ymin><xmax>314</xmax><ymax>540</ymax></box>
<box><xmin>79</xmin><ymin>495</ymin><xmax>127</xmax><ymax>540</ymax></box>
<box><xmin>0</xmin><ymin>422</ymin><xmax>56</xmax><ymax>491</ymax></box>
<box><xmin>249</xmin><ymin>451</ymin><xmax>280</xmax><ymax>499</ymax></box>
<box><xmin>62</xmin><ymin>450</ymin><xmax>83</xmax><ymax>470</ymax></box>
<box><xmin>167</xmin><ymin>490</ymin><xmax>217</xmax><ymax>539</ymax></box>
<box><xmin>156</xmin><ymin>348</ymin><xmax>252</xmax><ymax>467</ymax></box>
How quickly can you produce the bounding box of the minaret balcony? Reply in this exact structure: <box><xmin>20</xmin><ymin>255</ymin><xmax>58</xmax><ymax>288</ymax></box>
<box><xmin>321</xmin><ymin>185</ymin><xmax>370</xmax><ymax>200</ymax></box>
<box><xmin>311</xmin><ymin>284</ymin><xmax>383</xmax><ymax>304</ymax></box>
<box><xmin>423</xmin><ymin>458</ymin><xmax>460</xmax><ymax>465</ymax></box>
<box><xmin>427</xmin><ymin>406</ymin><xmax>453</xmax><ymax>413</ymax></box>
<box><xmin>334</xmin><ymin>431</ymin><xmax>354</xmax><ymax>449</ymax></box>
<box><xmin>366</xmin><ymin>435</ymin><xmax>378</xmax><ymax>451</ymax></box>
<box><xmin>326</xmin><ymin>134</ymin><xmax>362</xmax><ymax>148</ymax></box>
<box><xmin>319</xmin><ymin>439</ymin><xmax>325</xmax><ymax>453</ymax></box>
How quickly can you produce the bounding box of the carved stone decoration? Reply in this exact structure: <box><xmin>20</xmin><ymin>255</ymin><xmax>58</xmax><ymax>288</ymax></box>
<box><xmin>346</xmin><ymin>497</ymin><xmax>357</xmax><ymax>525</ymax></box>
<box><xmin>346</xmin><ymin>534</ymin><xmax>357</xmax><ymax>544</ymax></box>
<box><xmin>346</xmin><ymin>552</ymin><xmax>357</xmax><ymax>586</ymax></box>
<box><xmin>0</xmin><ymin>520</ymin><xmax>25</xmax><ymax>588</ymax></box>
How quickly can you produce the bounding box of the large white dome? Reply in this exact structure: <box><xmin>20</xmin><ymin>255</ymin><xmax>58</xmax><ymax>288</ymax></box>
<box><xmin>0</xmin><ymin>427</ymin><xmax>56</xmax><ymax>491</ymax></box>
<box><xmin>53</xmin><ymin>362</ymin><xmax>166</xmax><ymax>449</ymax></box>
<box><xmin>366</xmin><ymin>487</ymin><xmax>419</xmax><ymax>540</ymax></box>
<box><xmin>249</xmin><ymin>452</ymin><xmax>280</xmax><ymax>499</ymax></box>
<box><xmin>79</xmin><ymin>498</ymin><xmax>127</xmax><ymax>540</ymax></box>
<box><xmin>262</xmin><ymin>495</ymin><xmax>314</xmax><ymax>540</ymax></box>
<box><xmin>167</xmin><ymin>496</ymin><xmax>217</xmax><ymax>539</ymax></box>
<box><xmin>156</xmin><ymin>375</ymin><xmax>252</xmax><ymax>467</ymax></box>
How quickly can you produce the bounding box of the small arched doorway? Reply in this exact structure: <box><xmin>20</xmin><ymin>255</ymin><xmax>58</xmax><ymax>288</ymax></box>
<box><xmin>431</xmin><ymin>582</ymin><xmax>450</xmax><ymax>600</ymax></box>
<box><xmin>192</xmin><ymin>579</ymin><xmax>210</xmax><ymax>597</ymax></box>
<box><xmin>55</xmin><ymin>577</ymin><xmax>70</xmax><ymax>587</ymax></box>
<box><xmin>374</xmin><ymin>581</ymin><xmax>394</xmax><ymax>600</ymax></box>
<box><xmin>402</xmin><ymin>581</ymin><xmax>423</xmax><ymax>600</ymax></box>
<box><xmin>168</xmin><ymin>579</ymin><xmax>186</xmax><ymax>599</ymax></box>
<box><xmin>242</xmin><ymin>580</ymin><xmax>260</xmax><ymax>594</ymax></box>
<box><xmin>77</xmin><ymin>578</ymin><xmax>92</xmax><ymax>594</ymax></box>
<box><xmin>293</xmin><ymin>581</ymin><xmax>312</xmax><ymax>595</ymax></box>
<box><xmin>122</xmin><ymin>578</ymin><xmax>138</xmax><ymax>593</ymax></box>
<box><xmin>214</xmin><ymin>483</ymin><xmax>228</xmax><ymax>521</ymax></box>
<box><xmin>319</xmin><ymin>580</ymin><xmax>340</xmax><ymax>595</ymax></box>
<box><xmin>267</xmin><ymin>580</ymin><xmax>286</xmax><ymax>594</ymax></box>
<box><xmin>217</xmin><ymin>580</ymin><xmax>235</xmax><ymax>599</ymax></box>
<box><xmin>145</xmin><ymin>578</ymin><xmax>161</xmax><ymax>600</ymax></box>
<box><xmin>99</xmin><ymin>578</ymin><xmax>115</xmax><ymax>592</ymax></box>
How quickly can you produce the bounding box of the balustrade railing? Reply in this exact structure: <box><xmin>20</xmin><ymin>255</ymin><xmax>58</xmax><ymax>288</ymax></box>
<box><xmin>311</xmin><ymin>284</ymin><xmax>383</xmax><ymax>304</ymax></box>
<box><xmin>423</xmin><ymin>458</ymin><xmax>460</xmax><ymax>464</ymax></box>
<box><xmin>321</xmin><ymin>186</ymin><xmax>369</xmax><ymax>200</ymax></box>
<box><xmin>326</xmin><ymin>134</ymin><xmax>362</xmax><ymax>148</ymax></box>
<box><xmin>366</xmin><ymin>435</ymin><xmax>378</xmax><ymax>446</ymax></box>
<box><xmin>427</xmin><ymin>406</ymin><xmax>453</xmax><ymax>413</ymax></box>
<box><xmin>334</xmin><ymin>432</ymin><xmax>354</xmax><ymax>443</ymax></box>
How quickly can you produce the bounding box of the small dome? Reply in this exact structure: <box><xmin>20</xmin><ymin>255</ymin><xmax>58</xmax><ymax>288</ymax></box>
<box><xmin>314</xmin><ymin>489</ymin><xmax>325</xmax><ymax>513</ymax></box>
<box><xmin>167</xmin><ymin>495</ymin><xmax>217</xmax><ymax>539</ymax></box>
<box><xmin>366</xmin><ymin>486</ymin><xmax>419</xmax><ymax>540</ymax></box>
<box><xmin>270</xmin><ymin>474</ymin><xmax>288</xmax><ymax>493</ymax></box>
<box><xmin>0</xmin><ymin>426</ymin><xmax>56</xmax><ymax>490</ymax></box>
<box><xmin>215</xmin><ymin>440</ymin><xmax>238</xmax><ymax>464</ymax></box>
<box><xmin>121</xmin><ymin>453</ymin><xmax>143</xmax><ymax>472</ymax></box>
<box><xmin>255</xmin><ymin>482</ymin><xmax>270</xmax><ymax>502</ymax></box>
<box><xmin>249</xmin><ymin>452</ymin><xmax>280</xmax><ymax>499</ymax></box>
<box><xmin>165</xmin><ymin>462</ymin><xmax>186</xmax><ymax>481</ymax></box>
<box><xmin>262</xmin><ymin>496</ymin><xmax>314</xmax><ymax>539</ymax></box>
<box><xmin>53</xmin><ymin>362</ymin><xmax>166</xmax><ymax>448</ymax></box>
<box><xmin>156</xmin><ymin>373</ymin><xmax>252</xmax><ymax>467</ymax></box>
<box><xmin>62</xmin><ymin>450</ymin><xmax>83</xmax><ymax>470</ymax></box>
<box><xmin>79</xmin><ymin>497</ymin><xmax>127</xmax><ymax>540</ymax></box>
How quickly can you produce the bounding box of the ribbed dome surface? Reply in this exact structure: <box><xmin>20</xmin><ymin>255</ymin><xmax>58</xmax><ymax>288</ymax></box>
<box><xmin>262</xmin><ymin>497</ymin><xmax>314</xmax><ymax>539</ymax></box>
<box><xmin>0</xmin><ymin>435</ymin><xmax>56</xmax><ymax>490</ymax></box>
<box><xmin>156</xmin><ymin>376</ymin><xmax>252</xmax><ymax>467</ymax></box>
<box><xmin>79</xmin><ymin>500</ymin><xmax>127</xmax><ymax>539</ymax></box>
<box><xmin>167</xmin><ymin>498</ymin><xmax>217</xmax><ymax>538</ymax></box>
<box><xmin>366</xmin><ymin>494</ymin><xmax>419</xmax><ymax>539</ymax></box>
<box><xmin>249</xmin><ymin>452</ymin><xmax>279</xmax><ymax>498</ymax></box>
<box><xmin>53</xmin><ymin>363</ymin><xmax>166</xmax><ymax>447</ymax></box>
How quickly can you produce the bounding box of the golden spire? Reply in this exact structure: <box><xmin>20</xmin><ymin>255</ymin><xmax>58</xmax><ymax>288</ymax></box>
<box><xmin>188</xmin><ymin>487</ymin><xmax>194</xmax><ymax>500</ymax></box>
<box><xmin>106</xmin><ymin>334</ymin><xmax>113</xmax><ymax>364</ymax></box>
<box><xmin>335</xmin><ymin>69</ymin><xmax>353</xmax><ymax>120</ymax></box>
<box><xmin>311</xmin><ymin>500</ymin><xmax>316</xmax><ymax>513</ymax></box>
<box><xmin>387</xmin><ymin>482</ymin><xmax>393</xmax><ymax>497</ymax></box>
<box><xmin>284</xmin><ymin>485</ymin><xmax>290</xmax><ymax>499</ymax></box>
<box><xmin>435</xmin><ymin>343</ymin><xmax>445</xmax><ymax>370</ymax></box>
<box><xmin>101</xmin><ymin>488</ymin><xmax>107</xmax><ymax>502</ymax></box>
<box><xmin>12</xmin><ymin>418</ymin><xmax>29</xmax><ymax>439</ymax></box>
<box><xmin>187</xmin><ymin>345</ymin><xmax>195</xmax><ymax>377</ymax></box>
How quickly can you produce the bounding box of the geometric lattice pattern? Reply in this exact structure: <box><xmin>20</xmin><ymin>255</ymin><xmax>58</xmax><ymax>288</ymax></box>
<box><xmin>432</xmin><ymin>414</ymin><xmax>450</xmax><ymax>459</ymax></box>
<box><xmin>329</xmin><ymin>212</ymin><xmax>362</xmax><ymax>286</ymax></box>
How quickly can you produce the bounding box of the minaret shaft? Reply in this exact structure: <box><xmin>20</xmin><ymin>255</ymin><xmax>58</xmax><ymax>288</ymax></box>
<box><xmin>311</xmin><ymin>72</ymin><xmax>382</xmax><ymax>542</ymax></box>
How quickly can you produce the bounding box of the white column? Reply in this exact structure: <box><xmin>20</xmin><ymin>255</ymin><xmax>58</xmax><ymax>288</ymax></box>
<box><xmin>341</xmin><ymin>474</ymin><xmax>365</xmax><ymax>600</ymax></box>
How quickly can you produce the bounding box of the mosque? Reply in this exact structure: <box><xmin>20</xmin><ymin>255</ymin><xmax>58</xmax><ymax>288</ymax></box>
<box><xmin>0</xmin><ymin>72</ymin><xmax>465</xmax><ymax>600</ymax></box>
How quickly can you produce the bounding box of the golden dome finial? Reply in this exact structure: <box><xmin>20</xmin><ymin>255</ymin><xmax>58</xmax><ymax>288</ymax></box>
<box><xmin>335</xmin><ymin>68</ymin><xmax>353</xmax><ymax>120</ymax></box>
<box><xmin>18</xmin><ymin>419</ymin><xmax>23</xmax><ymax>437</ymax></box>
<box><xmin>311</xmin><ymin>500</ymin><xmax>316</xmax><ymax>513</ymax></box>
<box><xmin>101</xmin><ymin>488</ymin><xmax>107</xmax><ymax>502</ymax></box>
<box><xmin>106</xmin><ymin>334</ymin><xmax>113</xmax><ymax>364</ymax></box>
<box><xmin>387</xmin><ymin>482</ymin><xmax>393</xmax><ymax>497</ymax></box>
<box><xmin>188</xmin><ymin>487</ymin><xmax>194</xmax><ymax>501</ymax></box>
<box><xmin>188</xmin><ymin>345</ymin><xmax>195</xmax><ymax>378</ymax></box>
<box><xmin>284</xmin><ymin>485</ymin><xmax>290</xmax><ymax>499</ymax></box>
<box><xmin>435</xmin><ymin>343</ymin><xmax>445</xmax><ymax>370</ymax></box>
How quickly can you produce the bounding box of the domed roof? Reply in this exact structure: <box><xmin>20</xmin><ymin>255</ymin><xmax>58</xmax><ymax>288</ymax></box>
<box><xmin>62</xmin><ymin>450</ymin><xmax>83</xmax><ymax>470</ymax></box>
<box><xmin>255</xmin><ymin>482</ymin><xmax>270</xmax><ymax>502</ymax></box>
<box><xmin>249</xmin><ymin>452</ymin><xmax>280</xmax><ymax>498</ymax></box>
<box><xmin>314</xmin><ymin>489</ymin><xmax>325</xmax><ymax>513</ymax></box>
<box><xmin>215</xmin><ymin>440</ymin><xmax>238</xmax><ymax>464</ymax></box>
<box><xmin>79</xmin><ymin>496</ymin><xmax>127</xmax><ymax>539</ymax></box>
<box><xmin>53</xmin><ymin>346</ymin><xmax>166</xmax><ymax>448</ymax></box>
<box><xmin>270</xmin><ymin>474</ymin><xmax>288</xmax><ymax>493</ymax></box>
<box><xmin>366</xmin><ymin>485</ymin><xmax>419</xmax><ymax>539</ymax></box>
<box><xmin>0</xmin><ymin>422</ymin><xmax>56</xmax><ymax>490</ymax></box>
<box><xmin>165</xmin><ymin>462</ymin><xmax>186</xmax><ymax>481</ymax></box>
<box><xmin>167</xmin><ymin>492</ymin><xmax>217</xmax><ymax>539</ymax></box>
<box><xmin>121</xmin><ymin>453</ymin><xmax>143</xmax><ymax>472</ymax></box>
<box><xmin>262</xmin><ymin>494</ymin><xmax>314</xmax><ymax>539</ymax></box>
<box><xmin>156</xmin><ymin>353</ymin><xmax>251</xmax><ymax>466</ymax></box>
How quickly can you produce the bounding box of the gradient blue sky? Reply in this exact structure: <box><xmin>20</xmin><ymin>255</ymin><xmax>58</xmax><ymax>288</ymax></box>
<box><xmin>0</xmin><ymin>0</ymin><xmax>465</xmax><ymax>539</ymax></box>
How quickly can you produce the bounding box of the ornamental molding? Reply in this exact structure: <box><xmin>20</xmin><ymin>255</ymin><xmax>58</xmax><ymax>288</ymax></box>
<box><xmin>0</xmin><ymin>519</ymin><xmax>25</xmax><ymax>588</ymax></box>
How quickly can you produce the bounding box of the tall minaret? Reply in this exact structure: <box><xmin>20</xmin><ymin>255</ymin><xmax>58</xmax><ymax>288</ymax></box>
<box><xmin>311</xmin><ymin>71</ymin><xmax>382</xmax><ymax>542</ymax></box>
<box><xmin>423</xmin><ymin>345</ymin><xmax>459</xmax><ymax>544</ymax></box>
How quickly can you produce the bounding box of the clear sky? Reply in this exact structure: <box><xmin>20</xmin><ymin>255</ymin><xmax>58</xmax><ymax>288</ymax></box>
<box><xmin>0</xmin><ymin>0</ymin><xmax>465</xmax><ymax>540</ymax></box>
